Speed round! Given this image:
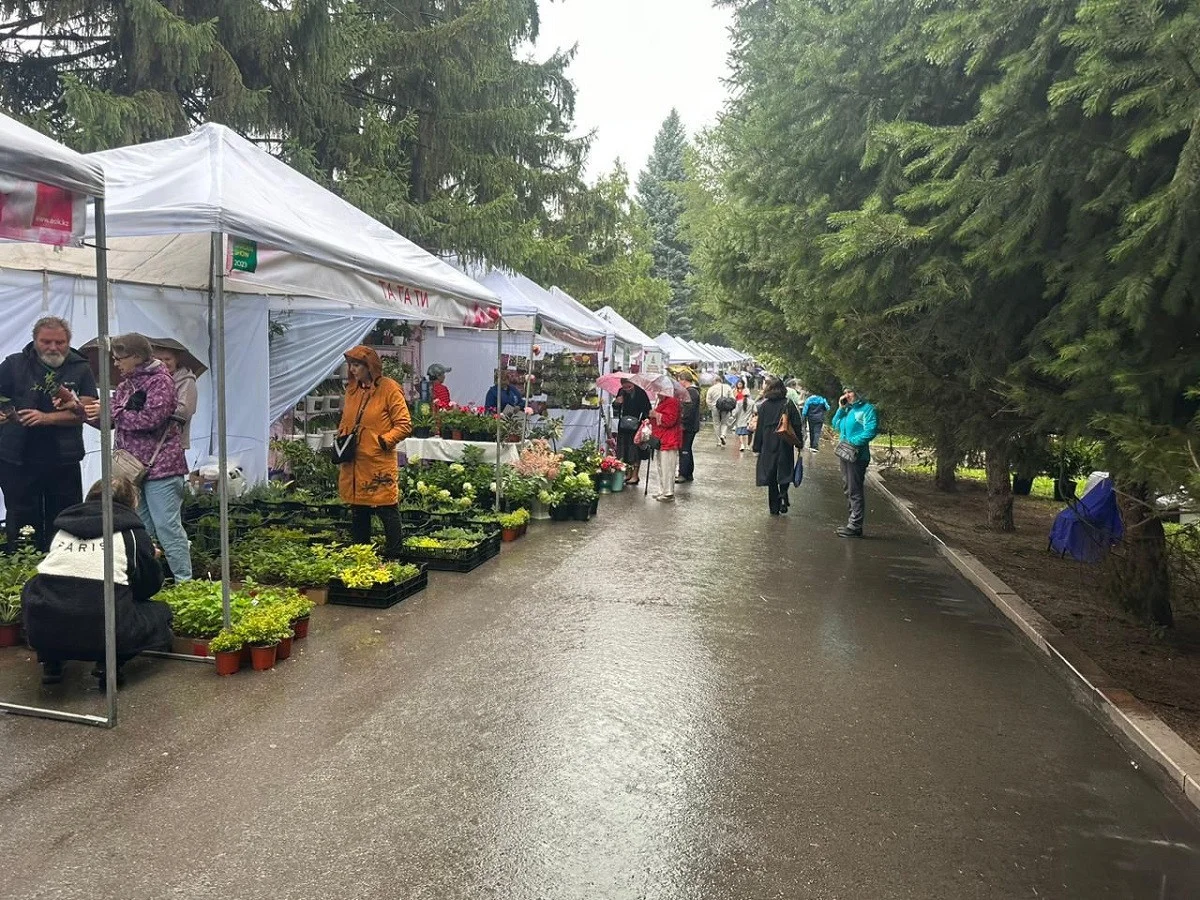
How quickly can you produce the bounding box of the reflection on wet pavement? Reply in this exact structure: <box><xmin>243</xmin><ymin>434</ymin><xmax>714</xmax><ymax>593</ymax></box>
<box><xmin>1</xmin><ymin>442</ymin><xmax>1198</xmax><ymax>899</ymax></box>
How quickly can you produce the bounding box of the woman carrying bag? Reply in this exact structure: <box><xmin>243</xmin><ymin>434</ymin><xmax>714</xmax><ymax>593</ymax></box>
<box><xmin>338</xmin><ymin>346</ymin><xmax>412</xmax><ymax>557</ymax></box>
<box><xmin>611</xmin><ymin>379</ymin><xmax>651</xmax><ymax>486</ymax></box>
<box><xmin>752</xmin><ymin>377</ymin><xmax>805</xmax><ymax>515</ymax></box>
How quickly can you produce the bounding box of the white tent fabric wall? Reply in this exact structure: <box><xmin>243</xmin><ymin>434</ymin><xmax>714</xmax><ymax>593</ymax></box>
<box><xmin>267</xmin><ymin>311</ymin><xmax>375</xmax><ymax>422</ymax></box>
<box><xmin>0</xmin><ymin>268</ymin><xmax>268</xmax><ymax>518</ymax></box>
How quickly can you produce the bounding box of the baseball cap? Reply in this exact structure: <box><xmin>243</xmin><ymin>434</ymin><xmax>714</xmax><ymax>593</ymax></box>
<box><xmin>427</xmin><ymin>363</ymin><xmax>452</xmax><ymax>379</ymax></box>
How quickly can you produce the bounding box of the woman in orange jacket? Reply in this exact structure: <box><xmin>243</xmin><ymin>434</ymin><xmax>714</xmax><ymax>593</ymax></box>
<box><xmin>338</xmin><ymin>345</ymin><xmax>412</xmax><ymax>556</ymax></box>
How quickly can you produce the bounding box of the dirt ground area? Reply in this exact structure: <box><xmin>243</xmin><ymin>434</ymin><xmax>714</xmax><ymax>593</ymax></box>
<box><xmin>881</xmin><ymin>470</ymin><xmax>1200</xmax><ymax>754</ymax></box>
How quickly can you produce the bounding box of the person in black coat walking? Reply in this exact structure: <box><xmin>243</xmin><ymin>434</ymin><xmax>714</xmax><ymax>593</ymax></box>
<box><xmin>676</xmin><ymin>372</ymin><xmax>702</xmax><ymax>483</ymax></box>
<box><xmin>752</xmin><ymin>377</ymin><xmax>805</xmax><ymax>515</ymax></box>
<box><xmin>22</xmin><ymin>477</ymin><xmax>172</xmax><ymax>688</ymax></box>
<box><xmin>611</xmin><ymin>379</ymin><xmax>651</xmax><ymax>486</ymax></box>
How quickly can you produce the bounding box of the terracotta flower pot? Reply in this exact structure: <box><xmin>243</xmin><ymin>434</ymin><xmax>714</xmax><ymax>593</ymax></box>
<box><xmin>191</xmin><ymin>638</ymin><xmax>211</xmax><ymax>658</ymax></box>
<box><xmin>250</xmin><ymin>644</ymin><xmax>277</xmax><ymax>671</ymax></box>
<box><xmin>292</xmin><ymin>615</ymin><xmax>311</xmax><ymax>640</ymax></box>
<box><xmin>276</xmin><ymin>635</ymin><xmax>293</xmax><ymax>661</ymax></box>
<box><xmin>213</xmin><ymin>650</ymin><xmax>241</xmax><ymax>676</ymax></box>
<box><xmin>0</xmin><ymin>622</ymin><xmax>19</xmax><ymax>648</ymax></box>
<box><xmin>451</xmin><ymin>429</ymin><xmax>464</xmax><ymax>441</ymax></box>
<box><xmin>501</xmin><ymin>527</ymin><xmax>520</xmax><ymax>542</ymax></box>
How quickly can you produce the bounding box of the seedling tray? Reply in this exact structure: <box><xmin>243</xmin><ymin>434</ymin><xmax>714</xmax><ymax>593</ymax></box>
<box><xmin>326</xmin><ymin>566</ymin><xmax>428</xmax><ymax>608</ymax></box>
<box><xmin>398</xmin><ymin>523</ymin><xmax>501</xmax><ymax>573</ymax></box>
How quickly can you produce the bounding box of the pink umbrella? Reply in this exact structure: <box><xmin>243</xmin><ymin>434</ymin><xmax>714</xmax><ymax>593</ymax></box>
<box><xmin>595</xmin><ymin>371</ymin><xmax>688</xmax><ymax>401</ymax></box>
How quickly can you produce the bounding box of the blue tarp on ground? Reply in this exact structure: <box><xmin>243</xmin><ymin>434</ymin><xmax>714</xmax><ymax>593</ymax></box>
<box><xmin>1049</xmin><ymin>477</ymin><xmax>1124</xmax><ymax>562</ymax></box>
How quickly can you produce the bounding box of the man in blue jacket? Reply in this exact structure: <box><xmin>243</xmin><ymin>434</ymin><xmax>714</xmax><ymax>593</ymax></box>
<box><xmin>831</xmin><ymin>386</ymin><xmax>878</xmax><ymax>537</ymax></box>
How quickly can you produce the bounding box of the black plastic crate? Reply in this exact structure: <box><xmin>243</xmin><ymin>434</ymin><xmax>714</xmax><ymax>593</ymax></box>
<box><xmin>398</xmin><ymin>523</ymin><xmax>501</xmax><ymax>573</ymax></box>
<box><xmin>326</xmin><ymin>566</ymin><xmax>428</xmax><ymax>608</ymax></box>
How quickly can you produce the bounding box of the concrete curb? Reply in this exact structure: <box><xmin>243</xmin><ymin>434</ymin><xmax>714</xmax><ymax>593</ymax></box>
<box><xmin>868</xmin><ymin>469</ymin><xmax>1200</xmax><ymax>814</ymax></box>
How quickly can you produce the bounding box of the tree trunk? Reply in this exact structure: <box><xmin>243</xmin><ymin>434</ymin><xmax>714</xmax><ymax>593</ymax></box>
<box><xmin>934</xmin><ymin>430</ymin><xmax>958</xmax><ymax>492</ymax></box>
<box><xmin>984</xmin><ymin>438</ymin><xmax>1014</xmax><ymax>531</ymax></box>
<box><xmin>1107</xmin><ymin>483</ymin><xmax>1173</xmax><ymax>628</ymax></box>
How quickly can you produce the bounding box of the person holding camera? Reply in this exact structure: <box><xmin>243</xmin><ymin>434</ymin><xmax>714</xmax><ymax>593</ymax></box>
<box><xmin>831</xmin><ymin>385</ymin><xmax>878</xmax><ymax>538</ymax></box>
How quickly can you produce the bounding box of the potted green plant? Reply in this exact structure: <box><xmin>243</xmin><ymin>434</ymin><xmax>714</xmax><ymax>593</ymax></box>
<box><xmin>283</xmin><ymin>591</ymin><xmax>315</xmax><ymax>640</ymax></box>
<box><xmin>559</xmin><ymin>471</ymin><xmax>598</xmax><ymax>521</ymax></box>
<box><xmin>0</xmin><ymin>546</ymin><xmax>40</xmax><ymax>647</ymax></box>
<box><xmin>237</xmin><ymin>606</ymin><xmax>293</xmax><ymax>671</ymax></box>
<box><xmin>207</xmin><ymin>627</ymin><xmax>244</xmax><ymax>676</ymax></box>
<box><xmin>411</xmin><ymin>403</ymin><xmax>436</xmax><ymax>439</ymax></box>
<box><xmin>498</xmin><ymin>508</ymin><xmax>528</xmax><ymax>542</ymax></box>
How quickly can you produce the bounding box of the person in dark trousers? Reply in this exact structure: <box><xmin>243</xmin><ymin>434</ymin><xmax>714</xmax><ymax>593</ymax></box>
<box><xmin>676</xmin><ymin>372</ymin><xmax>702</xmax><ymax>483</ymax></box>
<box><xmin>752</xmin><ymin>377</ymin><xmax>805</xmax><ymax>515</ymax></box>
<box><xmin>611</xmin><ymin>379</ymin><xmax>651</xmax><ymax>486</ymax></box>
<box><xmin>22</xmin><ymin>477</ymin><xmax>172</xmax><ymax>690</ymax></box>
<box><xmin>0</xmin><ymin>316</ymin><xmax>98</xmax><ymax>551</ymax></box>
<box><xmin>831</xmin><ymin>385</ymin><xmax>879</xmax><ymax>537</ymax></box>
<box><xmin>801</xmin><ymin>391</ymin><xmax>831</xmax><ymax>452</ymax></box>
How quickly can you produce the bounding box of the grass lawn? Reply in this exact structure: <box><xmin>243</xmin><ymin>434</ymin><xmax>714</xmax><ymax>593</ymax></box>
<box><xmin>899</xmin><ymin>463</ymin><xmax>1084</xmax><ymax>501</ymax></box>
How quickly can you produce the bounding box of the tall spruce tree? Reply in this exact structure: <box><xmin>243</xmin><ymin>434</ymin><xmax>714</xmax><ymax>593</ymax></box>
<box><xmin>637</xmin><ymin>109</ymin><xmax>695</xmax><ymax>337</ymax></box>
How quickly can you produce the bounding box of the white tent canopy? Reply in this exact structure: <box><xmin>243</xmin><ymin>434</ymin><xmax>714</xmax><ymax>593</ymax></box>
<box><xmin>655</xmin><ymin>333</ymin><xmax>701</xmax><ymax>364</ymax></box>
<box><xmin>89</xmin><ymin>123</ymin><xmax>499</xmax><ymax>323</ymax></box>
<box><xmin>592</xmin><ymin>306</ymin><xmax>663</xmax><ymax>353</ymax></box>
<box><xmin>0</xmin><ymin>112</ymin><xmax>104</xmax><ymax>197</ymax></box>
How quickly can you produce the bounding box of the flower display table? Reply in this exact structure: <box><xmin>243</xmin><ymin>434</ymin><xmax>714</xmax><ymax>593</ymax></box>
<box><xmin>397</xmin><ymin>437</ymin><xmax>521</xmax><ymax>465</ymax></box>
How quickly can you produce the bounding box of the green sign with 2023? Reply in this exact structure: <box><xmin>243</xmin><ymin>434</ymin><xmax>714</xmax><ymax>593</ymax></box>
<box><xmin>231</xmin><ymin>237</ymin><xmax>258</xmax><ymax>273</ymax></box>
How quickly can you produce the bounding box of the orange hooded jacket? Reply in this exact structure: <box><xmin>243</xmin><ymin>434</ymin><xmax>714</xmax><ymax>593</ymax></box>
<box><xmin>338</xmin><ymin>345</ymin><xmax>412</xmax><ymax>507</ymax></box>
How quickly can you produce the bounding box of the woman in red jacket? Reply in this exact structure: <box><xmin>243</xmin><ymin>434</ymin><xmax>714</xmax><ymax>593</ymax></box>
<box><xmin>649</xmin><ymin>392</ymin><xmax>683</xmax><ymax>502</ymax></box>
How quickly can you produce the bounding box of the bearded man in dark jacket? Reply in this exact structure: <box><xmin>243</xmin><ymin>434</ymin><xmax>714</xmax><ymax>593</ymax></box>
<box><xmin>0</xmin><ymin>316</ymin><xmax>97</xmax><ymax>550</ymax></box>
<box><xmin>22</xmin><ymin>477</ymin><xmax>172</xmax><ymax>689</ymax></box>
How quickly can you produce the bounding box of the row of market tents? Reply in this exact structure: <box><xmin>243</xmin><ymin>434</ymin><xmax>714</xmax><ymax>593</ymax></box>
<box><xmin>0</xmin><ymin>116</ymin><xmax>751</xmax><ymax>493</ymax></box>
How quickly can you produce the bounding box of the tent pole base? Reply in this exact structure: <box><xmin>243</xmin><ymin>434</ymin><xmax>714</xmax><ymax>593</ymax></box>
<box><xmin>142</xmin><ymin>650</ymin><xmax>215</xmax><ymax>664</ymax></box>
<box><xmin>0</xmin><ymin>703</ymin><xmax>111</xmax><ymax>727</ymax></box>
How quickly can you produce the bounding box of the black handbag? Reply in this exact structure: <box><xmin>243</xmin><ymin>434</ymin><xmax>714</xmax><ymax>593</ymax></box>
<box><xmin>332</xmin><ymin>394</ymin><xmax>368</xmax><ymax>465</ymax></box>
<box><xmin>618</xmin><ymin>414</ymin><xmax>641</xmax><ymax>433</ymax></box>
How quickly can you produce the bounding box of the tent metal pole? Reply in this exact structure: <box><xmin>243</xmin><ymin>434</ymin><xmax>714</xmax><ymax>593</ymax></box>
<box><xmin>494</xmin><ymin>317</ymin><xmax>503</xmax><ymax>512</ymax></box>
<box><xmin>210</xmin><ymin>232</ymin><xmax>232</xmax><ymax>628</ymax></box>
<box><xmin>0</xmin><ymin>703</ymin><xmax>110</xmax><ymax>727</ymax></box>
<box><xmin>95</xmin><ymin>198</ymin><xmax>118</xmax><ymax>718</ymax></box>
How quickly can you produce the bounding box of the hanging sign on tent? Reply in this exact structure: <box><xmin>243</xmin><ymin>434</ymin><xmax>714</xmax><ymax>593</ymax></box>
<box><xmin>0</xmin><ymin>177</ymin><xmax>84</xmax><ymax>246</ymax></box>
<box><xmin>230</xmin><ymin>237</ymin><xmax>258</xmax><ymax>273</ymax></box>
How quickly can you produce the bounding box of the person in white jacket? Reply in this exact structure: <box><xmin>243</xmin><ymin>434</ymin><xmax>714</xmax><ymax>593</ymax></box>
<box><xmin>706</xmin><ymin>376</ymin><xmax>735</xmax><ymax>446</ymax></box>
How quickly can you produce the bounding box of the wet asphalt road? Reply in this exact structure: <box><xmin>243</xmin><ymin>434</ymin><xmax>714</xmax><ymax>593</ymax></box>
<box><xmin>2</xmin><ymin>440</ymin><xmax>1199</xmax><ymax>899</ymax></box>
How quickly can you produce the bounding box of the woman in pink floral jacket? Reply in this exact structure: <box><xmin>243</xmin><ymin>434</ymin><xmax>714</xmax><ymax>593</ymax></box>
<box><xmin>78</xmin><ymin>334</ymin><xmax>191</xmax><ymax>581</ymax></box>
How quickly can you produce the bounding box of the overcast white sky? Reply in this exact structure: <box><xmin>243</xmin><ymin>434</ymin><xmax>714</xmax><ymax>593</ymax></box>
<box><xmin>531</xmin><ymin>0</ymin><xmax>734</xmax><ymax>182</ymax></box>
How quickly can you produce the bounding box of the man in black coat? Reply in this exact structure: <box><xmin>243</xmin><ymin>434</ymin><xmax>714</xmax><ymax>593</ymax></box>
<box><xmin>676</xmin><ymin>372</ymin><xmax>703</xmax><ymax>484</ymax></box>
<box><xmin>0</xmin><ymin>316</ymin><xmax>97</xmax><ymax>550</ymax></box>
<box><xmin>22</xmin><ymin>478</ymin><xmax>172</xmax><ymax>688</ymax></box>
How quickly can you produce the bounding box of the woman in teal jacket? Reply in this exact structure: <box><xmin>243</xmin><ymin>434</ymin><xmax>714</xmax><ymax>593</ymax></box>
<box><xmin>831</xmin><ymin>387</ymin><xmax>877</xmax><ymax>537</ymax></box>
